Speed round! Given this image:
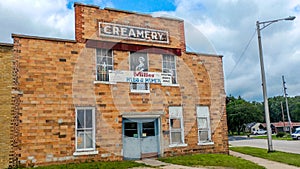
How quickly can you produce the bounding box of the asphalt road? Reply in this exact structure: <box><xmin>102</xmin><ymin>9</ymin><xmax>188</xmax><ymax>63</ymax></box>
<box><xmin>229</xmin><ymin>136</ymin><xmax>300</xmax><ymax>154</ymax></box>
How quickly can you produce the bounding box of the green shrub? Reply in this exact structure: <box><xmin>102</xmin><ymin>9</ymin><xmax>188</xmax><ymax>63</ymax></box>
<box><xmin>276</xmin><ymin>132</ymin><xmax>285</xmax><ymax>138</ymax></box>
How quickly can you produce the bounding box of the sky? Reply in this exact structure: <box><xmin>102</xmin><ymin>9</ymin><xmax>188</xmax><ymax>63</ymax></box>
<box><xmin>1</xmin><ymin>0</ymin><xmax>300</xmax><ymax>101</ymax></box>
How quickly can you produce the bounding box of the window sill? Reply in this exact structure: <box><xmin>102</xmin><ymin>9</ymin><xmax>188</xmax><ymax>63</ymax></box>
<box><xmin>162</xmin><ymin>84</ymin><xmax>180</xmax><ymax>87</ymax></box>
<box><xmin>197</xmin><ymin>142</ymin><xmax>214</xmax><ymax>146</ymax></box>
<box><xmin>130</xmin><ymin>90</ymin><xmax>150</xmax><ymax>94</ymax></box>
<box><xmin>94</xmin><ymin>81</ymin><xmax>116</xmax><ymax>85</ymax></box>
<box><xmin>169</xmin><ymin>143</ymin><xmax>187</xmax><ymax>148</ymax></box>
<box><xmin>73</xmin><ymin>150</ymin><xmax>99</xmax><ymax>156</ymax></box>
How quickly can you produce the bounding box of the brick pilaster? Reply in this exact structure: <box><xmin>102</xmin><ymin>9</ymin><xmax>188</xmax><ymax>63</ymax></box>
<box><xmin>74</xmin><ymin>3</ymin><xmax>84</xmax><ymax>43</ymax></box>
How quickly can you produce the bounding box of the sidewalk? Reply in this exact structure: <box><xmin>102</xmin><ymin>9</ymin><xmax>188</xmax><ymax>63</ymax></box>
<box><xmin>134</xmin><ymin>151</ymin><xmax>300</xmax><ymax>169</ymax></box>
<box><xmin>135</xmin><ymin>158</ymin><xmax>206</xmax><ymax>169</ymax></box>
<box><xmin>230</xmin><ymin>150</ymin><xmax>300</xmax><ymax>169</ymax></box>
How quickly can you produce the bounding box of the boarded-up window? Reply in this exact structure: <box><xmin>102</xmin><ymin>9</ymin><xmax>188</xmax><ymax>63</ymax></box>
<box><xmin>197</xmin><ymin>106</ymin><xmax>212</xmax><ymax>144</ymax></box>
<box><xmin>169</xmin><ymin>106</ymin><xmax>185</xmax><ymax>146</ymax></box>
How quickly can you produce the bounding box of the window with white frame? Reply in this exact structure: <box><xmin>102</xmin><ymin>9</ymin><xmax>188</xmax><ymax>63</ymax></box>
<box><xmin>197</xmin><ymin>106</ymin><xmax>213</xmax><ymax>144</ymax></box>
<box><xmin>169</xmin><ymin>106</ymin><xmax>186</xmax><ymax>146</ymax></box>
<box><xmin>75</xmin><ymin>107</ymin><xmax>96</xmax><ymax>152</ymax></box>
<box><xmin>96</xmin><ymin>49</ymin><xmax>113</xmax><ymax>81</ymax></box>
<box><xmin>129</xmin><ymin>52</ymin><xmax>149</xmax><ymax>92</ymax></box>
<box><xmin>162</xmin><ymin>54</ymin><xmax>177</xmax><ymax>84</ymax></box>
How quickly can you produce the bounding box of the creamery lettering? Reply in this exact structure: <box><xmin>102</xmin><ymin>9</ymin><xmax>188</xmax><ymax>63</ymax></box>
<box><xmin>99</xmin><ymin>22</ymin><xmax>169</xmax><ymax>43</ymax></box>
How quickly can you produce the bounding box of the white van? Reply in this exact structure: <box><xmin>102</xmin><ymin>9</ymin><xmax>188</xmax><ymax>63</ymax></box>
<box><xmin>291</xmin><ymin>127</ymin><xmax>300</xmax><ymax>140</ymax></box>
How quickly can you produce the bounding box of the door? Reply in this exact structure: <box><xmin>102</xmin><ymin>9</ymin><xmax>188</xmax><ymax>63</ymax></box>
<box><xmin>123</xmin><ymin>118</ymin><xmax>159</xmax><ymax>160</ymax></box>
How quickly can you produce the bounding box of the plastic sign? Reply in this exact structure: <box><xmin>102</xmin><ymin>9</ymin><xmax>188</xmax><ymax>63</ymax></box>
<box><xmin>109</xmin><ymin>70</ymin><xmax>172</xmax><ymax>85</ymax></box>
<box><xmin>99</xmin><ymin>22</ymin><xmax>169</xmax><ymax>44</ymax></box>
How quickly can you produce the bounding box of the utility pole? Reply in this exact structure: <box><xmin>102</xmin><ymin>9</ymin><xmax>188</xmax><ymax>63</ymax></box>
<box><xmin>282</xmin><ymin>75</ymin><xmax>292</xmax><ymax>135</ymax></box>
<box><xmin>256</xmin><ymin>16</ymin><xmax>295</xmax><ymax>152</ymax></box>
<box><xmin>256</xmin><ymin>21</ymin><xmax>273</xmax><ymax>152</ymax></box>
<box><xmin>280</xmin><ymin>101</ymin><xmax>286</xmax><ymax>132</ymax></box>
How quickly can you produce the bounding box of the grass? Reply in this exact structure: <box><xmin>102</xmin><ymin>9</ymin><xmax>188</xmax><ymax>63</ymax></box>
<box><xmin>20</xmin><ymin>161</ymin><xmax>149</xmax><ymax>169</ymax></box>
<box><xmin>230</xmin><ymin>146</ymin><xmax>300</xmax><ymax>167</ymax></box>
<box><xmin>159</xmin><ymin>153</ymin><xmax>265</xmax><ymax>169</ymax></box>
<box><xmin>17</xmin><ymin>147</ymin><xmax>300</xmax><ymax>169</ymax></box>
<box><xmin>26</xmin><ymin>153</ymin><xmax>266</xmax><ymax>169</ymax></box>
<box><xmin>251</xmin><ymin>135</ymin><xmax>292</xmax><ymax>140</ymax></box>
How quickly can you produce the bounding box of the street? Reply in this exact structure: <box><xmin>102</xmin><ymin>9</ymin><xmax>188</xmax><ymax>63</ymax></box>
<box><xmin>229</xmin><ymin>136</ymin><xmax>300</xmax><ymax>154</ymax></box>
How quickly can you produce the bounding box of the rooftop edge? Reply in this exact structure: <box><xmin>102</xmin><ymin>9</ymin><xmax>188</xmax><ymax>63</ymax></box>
<box><xmin>12</xmin><ymin>34</ymin><xmax>76</xmax><ymax>43</ymax></box>
<box><xmin>74</xmin><ymin>2</ymin><xmax>99</xmax><ymax>9</ymax></box>
<box><xmin>73</xmin><ymin>3</ymin><xmax>183</xmax><ymax>23</ymax></box>
<box><xmin>186</xmin><ymin>51</ymin><xmax>223</xmax><ymax>58</ymax></box>
<box><xmin>0</xmin><ymin>42</ymin><xmax>13</xmax><ymax>47</ymax></box>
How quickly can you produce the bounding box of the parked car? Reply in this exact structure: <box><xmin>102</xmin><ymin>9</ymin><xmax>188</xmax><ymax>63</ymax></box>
<box><xmin>291</xmin><ymin>128</ymin><xmax>300</xmax><ymax>140</ymax></box>
<box><xmin>253</xmin><ymin>129</ymin><xmax>267</xmax><ymax>135</ymax></box>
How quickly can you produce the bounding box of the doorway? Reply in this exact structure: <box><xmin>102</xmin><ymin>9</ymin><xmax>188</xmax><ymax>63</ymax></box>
<box><xmin>122</xmin><ymin>118</ymin><xmax>160</xmax><ymax>160</ymax></box>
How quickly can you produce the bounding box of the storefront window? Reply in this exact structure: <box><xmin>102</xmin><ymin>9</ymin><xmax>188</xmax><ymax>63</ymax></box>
<box><xmin>96</xmin><ymin>49</ymin><xmax>113</xmax><ymax>81</ymax></box>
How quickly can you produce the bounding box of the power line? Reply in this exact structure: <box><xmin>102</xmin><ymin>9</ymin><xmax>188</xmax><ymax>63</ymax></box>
<box><xmin>226</xmin><ymin>29</ymin><xmax>257</xmax><ymax>79</ymax></box>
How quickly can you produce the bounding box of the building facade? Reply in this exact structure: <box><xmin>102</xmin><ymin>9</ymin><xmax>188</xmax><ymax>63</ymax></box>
<box><xmin>0</xmin><ymin>3</ymin><xmax>228</xmax><ymax>168</ymax></box>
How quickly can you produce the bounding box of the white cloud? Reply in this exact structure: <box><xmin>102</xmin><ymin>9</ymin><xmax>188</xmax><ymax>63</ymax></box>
<box><xmin>0</xmin><ymin>0</ymin><xmax>74</xmax><ymax>42</ymax></box>
<box><xmin>167</xmin><ymin>0</ymin><xmax>300</xmax><ymax>101</ymax></box>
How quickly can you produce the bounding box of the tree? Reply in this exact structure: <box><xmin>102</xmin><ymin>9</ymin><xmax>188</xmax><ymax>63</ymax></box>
<box><xmin>226</xmin><ymin>96</ymin><xmax>264</xmax><ymax>135</ymax></box>
<box><xmin>226</xmin><ymin>95</ymin><xmax>300</xmax><ymax>135</ymax></box>
<box><xmin>268</xmin><ymin>96</ymin><xmax>300</xmax><ymax>123</ymax></box>
<box><xmin>268</xmin><ymin>96</ymin><xmax>284</xmax><ymax>122</ymax></box>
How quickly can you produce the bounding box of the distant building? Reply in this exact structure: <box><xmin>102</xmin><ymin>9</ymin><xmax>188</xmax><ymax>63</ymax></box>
<box><xmin>0</xmin><ymin>3</ymin><xmax>228</xmax><ymax>168</ymax></box>
<box><xmin>270</xmin><ymin>122</ymin><xmax>300</xmax><ymax>133</ymax></box>
<box><xmin>245</xmin><ymin>122</ymin><xmax>263</xmax><ymax>134</ymax></box>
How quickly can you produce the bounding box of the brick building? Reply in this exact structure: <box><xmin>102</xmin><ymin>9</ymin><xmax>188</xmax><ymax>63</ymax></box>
<box><xmin>0</xmin><ymin>3</ymin><xmax>228</xmax><ymax>168</ymax></box>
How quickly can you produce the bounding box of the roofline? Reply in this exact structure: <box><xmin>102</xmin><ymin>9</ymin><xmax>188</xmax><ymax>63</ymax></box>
<box><xmin>156</xmin><ymin>15</ymin><xmax>184</xmax><ymax>22</ymax></box>
<box><xmin>104</xmin><ymin>7</ymin><xmax>151</xmax><ymax>17</ymax></box>
<box><xmin>73</xmin><ymin>2</ymin><xmax>183</xmax><ymax>22</ymax></box>
<box><xmin>0</xmin><ymin>42</ymin><xmax>13</xmax><ymax>47</ymax></box>
<box><xmin>74</xmin><ymin>2</ymin><xmax>99</xmax><ymax>9</ymax></box>
<box><xmin>186</xmin><ymin>51</ymin><xmax>223</xmax><ymax>58</ymax></box>
<box><xmin>12</xmin><ymin>34</ymin><xmax>76</xmax><ymax>43</ymax></box>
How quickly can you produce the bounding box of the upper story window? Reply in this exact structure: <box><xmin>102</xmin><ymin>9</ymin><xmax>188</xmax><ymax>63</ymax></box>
<box><xmin>162</xmin><ymin>55</ymin><xmax>177</xmax><ymax>84</ymax></box>
<box><xmin>129</xmin><ymin>52</ymin><xmax>149</xmax><ymax>93</ymax></box>
<box><xmin>96</xmin><ymin>49</ymin><xmax>113</xmax><ymax>81</ymax></box>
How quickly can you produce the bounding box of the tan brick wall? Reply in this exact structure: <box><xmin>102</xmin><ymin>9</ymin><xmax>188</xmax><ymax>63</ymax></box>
<box><xmin>11</xmin><ymin>3</ymin><xmax>228</xmax><ymax>167</ymax></box>
<box><xmin>74</xmin><ymin>3</ymin><xmax>185</xmax><ymax>50</ymax></box>
<box><xmin>162</xmin><ymin>53</ymin><xmax>228</xmax><ymax>156</ymax></box>
<box><xmin>0</xmin><ymin>43</ymin><xmax>13</xmax><ymax>169</ymax></box>
<box><xmin>14</xmin><ymin>37</ymin><xmax>81</xmax><ymax>166</ymax></box>
<box><xmin>199</xmin><ymin>54</ymin><xmax>228</xmax><ymax>153</ymax></box>
<box><xmin>14</xmin><ymin>37</ymin><xmax>228</xmax><ymax>166</ymax></box>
